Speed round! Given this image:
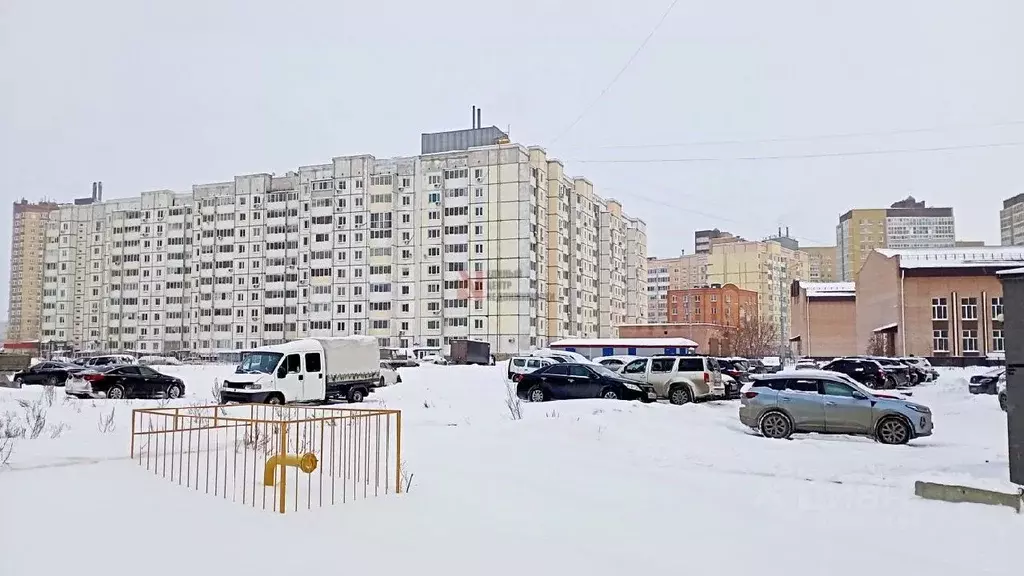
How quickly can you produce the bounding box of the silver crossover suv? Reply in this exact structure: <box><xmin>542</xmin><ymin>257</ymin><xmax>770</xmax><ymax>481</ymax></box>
<box><xmin>739</xmin><ymin>369</ymin><xmax>933</xmax><ymax>445</ymax></box>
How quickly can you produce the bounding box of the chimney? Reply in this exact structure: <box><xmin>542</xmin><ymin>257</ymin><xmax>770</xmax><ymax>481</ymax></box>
<box><xmin>786</xmin><ymin>226</ymin><xmax>790</xmax><ymax>237</ymax></box>
<box><xmin>472</xmin><ymin>106</ymin><xmax>476</xmax><ymax>129</ymax></box>
<box><xmin>477</xmin><ymin>108</ymin><xmax>482</xmax><ymax>129</ymax></box>
<box><xmin>91</xmin><ymin>182</ymin><xmax>97</xmax><ymax>200</ymax></box>
<box><xmin>98</xmin><ymin>181</ymin><xmax>103</xmax><ymax>201</ymax></box>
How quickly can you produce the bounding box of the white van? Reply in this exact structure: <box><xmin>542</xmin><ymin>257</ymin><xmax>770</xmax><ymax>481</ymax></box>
<box><xmin>218</xmin><ymin>336</ymin><xmax>380</xmax><ymax>404</ymax></box>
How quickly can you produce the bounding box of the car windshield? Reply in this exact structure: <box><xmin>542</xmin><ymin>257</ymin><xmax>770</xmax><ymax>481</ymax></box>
<box><xmin>984</xmin><ymin>367</ymin><xmax>1005</xmax><ymax>376</ymax></box>
<box><xmin>831</xmin><ymin>373</ymin><xmax>879</xmax><ymax>395</ymax></box>
<box><xmin>237</xmin><ymin>352</ymin><xmax>283</xmax><ymax>374</ymax></box>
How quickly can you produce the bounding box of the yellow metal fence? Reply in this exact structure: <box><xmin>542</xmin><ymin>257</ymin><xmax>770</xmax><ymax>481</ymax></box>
<box><xmin>130</xmin><ymin>404</ymin><xmax>403</xmax><ymax>514</ymax></box>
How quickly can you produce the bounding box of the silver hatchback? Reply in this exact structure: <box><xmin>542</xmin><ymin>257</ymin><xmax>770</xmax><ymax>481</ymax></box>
<box><xmin>739</xmin><ymin>369</ymin><xmax>933</xmax><ymax>445</ymax></box>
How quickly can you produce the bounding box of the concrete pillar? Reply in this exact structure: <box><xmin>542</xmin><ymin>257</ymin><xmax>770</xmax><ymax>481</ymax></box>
<box><xmin>997</xmin><ymin>270</ymin><xmax>1024</xmax><ymax>485</ymax></box>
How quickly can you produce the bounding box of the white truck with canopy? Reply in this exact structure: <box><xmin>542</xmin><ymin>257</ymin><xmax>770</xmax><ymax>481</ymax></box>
<box><xmin>218</xmin><ymin>336</ymin><xmax>380</xmax><ymax>404</ymax></box>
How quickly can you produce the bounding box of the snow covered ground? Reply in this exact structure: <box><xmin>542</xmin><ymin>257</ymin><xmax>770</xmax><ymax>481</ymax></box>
<box><xmin>0</xmin><ymin>365</ymin><xmax>1019</xmax><ymax>575</ymax></box>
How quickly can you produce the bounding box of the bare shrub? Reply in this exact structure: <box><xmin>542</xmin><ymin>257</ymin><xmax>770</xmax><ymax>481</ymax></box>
<box><xmin>400</xmin><ymin>460</ymin><xmax>415</xmax><ymax>493</ymax></box>
<box><xmin>235</xmin><ymin>425</ymin><xmax>276</xmax><ymax>456</ymax></box>
<box><xmin>1</xmin><ymin>411</ymin><xmax>25</xmax><ymax>439</ymax></box>
<box><xmin>504</xmin><ymin>381</ymin><xmax>523</xmax><ymax>421</ymax></box>
<box><xmin>210</xmin><ymin>378</ymin><xmax>221</xmax><ymax>403</ymax></box>
<box><xmin>42</xmin><ymin>385</ymin><xmax>56</xmax><ymax>407</ymax></box>
<box><xmin>16</xmin><ymin>398</ymin><xmax>47</xmax><ymax>439</ymax></box>
<box><xmin>0</xmin><ymin>437</ymin><xmax>14</xmax><ymax>467</ymax></box>
<box><xmin>48</xmin><ymin>422</ymin><xmax>69</xmax><ymax>439</ymax></box>
<box><xmin>545</xmin><ymin>409</ymin><xmax>560</xmax><ymax>419</ymax></box>
<box><xmin>422</xmin><ymin>400</ymin><xmax>432</xmax><ymax>409</ymax></box>
<box><xmin>97</xmin><ymin>407</ymin><xmax>116</xmax><ymax>434</ymax></box>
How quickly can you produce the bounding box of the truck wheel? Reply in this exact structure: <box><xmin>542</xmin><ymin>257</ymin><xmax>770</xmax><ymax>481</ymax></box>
<box><xmin>348</xmin><ymin>388</ymin><xmax>365</xmax><ymax>403</ymax></box>
<box><xmin>265</xmin><ymin>394</ymin><xmax>284</xmax><ymax>405</ymax></box>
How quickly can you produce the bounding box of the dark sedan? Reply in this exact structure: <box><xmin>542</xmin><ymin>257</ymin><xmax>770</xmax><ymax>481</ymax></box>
<box><xmin>65</xmin><ymin>365</ymin><xmax>185</xmax><ymax>400</ymax></box>
<box><xmin>13</xmin><ymin>361</ymin><xmax>86</xmax><ymax>387</ymax></box>
<box><xmin>516</xmin><ymin>362</ymin><xmax>657</xmax><ymax>402</ymax></box>
<box><xmin>969</xmin><ymin>368</ymin><xmax>1004</xmax><ymax>395</ymax></box>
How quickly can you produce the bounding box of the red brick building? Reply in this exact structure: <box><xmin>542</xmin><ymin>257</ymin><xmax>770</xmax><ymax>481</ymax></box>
<box><xmin>666</xmin><ymin>284</ymin><xmax>758</xmax><ymax>327</ymax></box>
<box><xmin>856</xmin><ymin>247</ymin><xmax>1024</xmax><ymax>357</ymax></box>
<box><xmin>789</xmin><ymin>281</ymin><xmax>857</xmax><ymax>358</ymax></box>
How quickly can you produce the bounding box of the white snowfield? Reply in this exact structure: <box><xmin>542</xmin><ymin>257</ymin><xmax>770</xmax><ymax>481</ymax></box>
<box><xmin>0</xmin><ymin>365</ymin><xmax>1019</xmax><ymax>575</ymax></box>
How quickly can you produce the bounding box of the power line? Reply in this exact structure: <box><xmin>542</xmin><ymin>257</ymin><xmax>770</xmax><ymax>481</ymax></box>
<box><xmin>575</xmin><ymin>119</ymin><xmax>1024</xmax><ymax>150</ymax></box>
<box><xmin>574</xmin><ymin>140</ymin><xmax>1024</xmax><ymax>164</ymax></box>
<box><xmin>550</xmin><ymin>0</ymin><xmax>681</xmax><ymax>145</ymax></box>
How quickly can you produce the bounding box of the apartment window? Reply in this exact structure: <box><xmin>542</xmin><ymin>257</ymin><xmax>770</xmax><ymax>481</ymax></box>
<box><xmin>992</xmin><ymin>297</ymin><xmax>1004</xmax><ymax>319</ymax></box>
<box><xmin>932</xmin><ymin>330</ymin><xmax>949</xmax><ymax>353</ymax></box>
<box><xmin>931</xmin><ymin>298</ymin><xmax>948</xmax><ymax>320</ymax></box>
<box><xmin>992</xmin><ymin>329</ymin><xmax>1005</xmax><ymax>352</ymax></box>
<box><xmin>962</xmin><ymin>329</ymin><xmax>979</xmax><ymax>353</ymax></box>
<box><xmin>961</xmin><ymin>297</ymin><xmax>978</xmax><ymax>320</ymax></box>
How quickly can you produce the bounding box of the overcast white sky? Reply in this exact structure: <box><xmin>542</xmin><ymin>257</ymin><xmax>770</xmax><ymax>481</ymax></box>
<box><xmin>2</xmin><ymin>0</ymin><xmax>1022</xmax><ymax>319</ymax></box>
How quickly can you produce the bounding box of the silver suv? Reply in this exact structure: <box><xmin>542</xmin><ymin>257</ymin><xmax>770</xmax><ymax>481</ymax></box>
<box><xmin>739</xmin><ymin>369</ymin><xmax>933</xmax><ymax>444</ymax></box>
<box><xmin>620</xmin><ymin>355</ymin><xmax>723</xmax><ymax>404</ymax></box>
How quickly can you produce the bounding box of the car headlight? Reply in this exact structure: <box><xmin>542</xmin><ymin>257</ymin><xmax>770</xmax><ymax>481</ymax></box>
<box><xmin>624</xmin><ymin>383</ymin><xmax>641</xmax><ymax>392</ymax></box>
<box><xmin>904</xmin><ymin>403</ymin><xmax>929</xmax><ymax>413</ymax></box>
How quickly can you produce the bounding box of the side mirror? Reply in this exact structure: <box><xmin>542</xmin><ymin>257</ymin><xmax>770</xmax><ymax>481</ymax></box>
<box><xmin>276</xmin><ymin>366</ymin><xmax>287</xmax><ymax>379</ymax></box>
<box><xmin>852</xmin><ymin>392</ymin><xmax>869</xmax><ymax>400</ymax></box>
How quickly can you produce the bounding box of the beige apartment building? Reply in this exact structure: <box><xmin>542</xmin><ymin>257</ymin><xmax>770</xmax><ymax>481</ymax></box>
<box><xmin>6</xmin><ymin>199</ymin><xmax>58</xmax><ymax>343</ymax></box>
<box><xmin>799</xmin><ymin>246</ymin><xmax>838</xmax><ymax>282</ymax></box>
<box><xmin>707</xmin><ymin>239</ymin><xmax>809</xmax><ymax>345</ymax></box>
<box><xmin>836</xmin><ymin>196</ymin><xmax>955</xmax><ymax>281</ymax></box>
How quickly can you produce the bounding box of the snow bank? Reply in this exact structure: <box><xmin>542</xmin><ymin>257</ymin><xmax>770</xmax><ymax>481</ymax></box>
<box><xmin>0</xmin><ymin>364</ymin><xmax>1019</xmax><ymax>576</ymax></box>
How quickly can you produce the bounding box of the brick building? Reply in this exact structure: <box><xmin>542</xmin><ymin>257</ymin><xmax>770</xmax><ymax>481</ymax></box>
<box><xmin>666</xmin><ymin>284</ymin><xmax>758</xmax><ymax>327</ymax></box>
<box><xmin>856</xmin><ymin>247</ymin><xmax>1024</xmax><ymax>357</ymax></box>
<box><xmin>789</xmin><ymin>281</ymin><xmax>856</xmax><ymax>358</ymax></box>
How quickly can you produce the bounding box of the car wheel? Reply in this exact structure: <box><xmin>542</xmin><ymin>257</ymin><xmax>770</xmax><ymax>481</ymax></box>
<box><xmin>999</xmin><ymin>392</ymin><xmax>1008</xmax><ymax>412</ymax></box>
<box><xmin>758</xmin><ymin>411</ymin><xmax>793</xmax><ymax>439</ymax></box>
<box><xmin>12</xmin><ymin>377</ymin><xmax>23</xmax><ymax>389</ymax></box>
<box><xmin>527</xmin><ymin>386</ymin><xmax>546</xmax><ymax>402</ymax></box>
<box><xmin>45</xmin><ymin>375</ymin><xmax>59</xmax><ymax>387</ymax></box>
<box><xmin>165</xmin><ymin>383</ymin><xmax>182</xmax><ymax>399</ymax></box>
<box><xmin>348</xmin><ymin>388</ymin><xmax>365</xmax><ymax>403</ymax></box>
<box><xmin>601</xmin><ymin>388</ymin><xmax>619</xmax><ymax>400</ymax></box>
<box><xmin>875</xmin><ymin>417</ymin><xmax>911</xmax><ymax>445</ymax></box>
<box><xmin>266</xmin><ymin>394</ymin><xmax>284</xmax><ymax>405</ymax></box>
<box><xmin>668</xmin><ymin>386</ymin><xmax>692</xmax><ymax>405</ymax></box>
<box><xmin>106</xmin><ymin>385</ymin><xmax>126</xmax><ymax>400</ymax></box>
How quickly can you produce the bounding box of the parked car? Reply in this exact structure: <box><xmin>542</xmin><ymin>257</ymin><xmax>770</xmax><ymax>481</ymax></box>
<box><xmin>594</xmin><ymin>355</ymin><xmax>641</xmax><ymax>371</ymax></box>
<box><xmin>820</xmin><ymin>357</ymin><xmax>889</xmax><ymax>389</ymax></box>
<box><xmin>745</xmin><ymin>359</ymin><xmax>769</xmax><ymax>374</ymax></box>
<box><xmin>530</xmin><ymin>348</ymin><xmax>596</xmax><ymax>364</ymax></box>
<box><xmin>66</xmin><ymin>365</ymin><xmax>186</xmax><ymax>400</ymax></box>
<box><xmin>969</xmin><ymin>367</ymin><xmax>1004</xmax><ymax>395</ymax></box>
<box><xmin>721</xmin><ymin>374</ymin><xmax>742</xmax><ymax>400</ymax></box>
<box><xmin>998</xmin><ymin>374</ymin><xmax>1007</xmax><ymax>412</ymax></box>
<box><xmin>761</xmin><ymin>357</ymin><xmax>783</xmax><ymax>373</ymax></box>
<box><xmin>899</xmin><ymin>357</ymin><xmax>938</xmax><ymax>382</ymax></box>
<box><xmin>794</xmin><ymin>358</ymin><xmax>819</xmax><ymax>370</ymax></box>
<box><xmin>619</xmin><ymin>355</ymin><xmax>724</xmax><ymax>404</ymax></box>
<box><xmin>421</xmin><ymin>354</ymin><xmax>449</xmax><ymax>365</ymax></box>
<box><xmin>138</xmin><ymin>355</ymin><xmax>183</xmax><ymax>366</ymax></box>
<box><xmin>861</xmin><ymin>356</ymin><xmax>912</xmax><ymax>386</ymax></box>
<box><xmin>13</xmin><ymin>361</ymin><xmax>87</xmax><ymax>387</ymax></box>
<box><xmin>508</xmin><ymin>356</ymin><xmax>557</xmax><ymax>381</ymax></box>
<box><xmin>738</xmin><ymin>369</ymin><xmax>933</xmax><ymax>445</ymax></box>
<box><xmin>378</xmin><ymin>361</ymin><xmax>401</xmax><ymax>387</ymax></box>
<box><xmin>516</xmin><ymin>362</ymin><xmax>656</xmax><ymax>402</ymax></box>
<box><xmin>717</xmin><ymin>358</ymin><xmax>752</xmax><ymax>383</ymax></box>
<box><xmin>74</xmin><ymin>354</ymin><xmax>137</xmax><ymax>368</ymax></box>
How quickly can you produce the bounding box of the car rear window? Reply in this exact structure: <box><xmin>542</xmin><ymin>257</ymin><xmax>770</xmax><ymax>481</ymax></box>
<box><xmin>677</xmin><ymin>358</ymin><xmax>704</xmax><ymax>371</ymax></box>
<box><xmin>512</xmin><ymin>359</ymin><xmax>526</xmax><ymax>367</ymax></box>
<box><xmin>706</xmin><ymin>357</ymin><xmax>720</xmax><ymax>372</ymax></box>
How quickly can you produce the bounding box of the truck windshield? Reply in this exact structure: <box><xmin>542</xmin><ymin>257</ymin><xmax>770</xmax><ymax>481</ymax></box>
<box><xmin>236</xmin><ymin>352</ymin><xmax>283</xmax><ymax>374</ymax></box>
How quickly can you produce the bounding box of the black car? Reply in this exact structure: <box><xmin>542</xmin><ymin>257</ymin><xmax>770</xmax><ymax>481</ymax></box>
<box><xmin>717</xmin><ymin>358</ymin><xmax>752</xmax><ymax>382</ymax></box>
<box><xmin>66</xmin><ymin>365</ymin><xmax>185</xmax><ymax>400</ymax></box>
<box><xmin>516</xmin><ymin>362</ymin><xmax>657</xmax><ymax>402</ymax></box>
<box><xmin>821</xmin><ymin>358</ymin><xmax>890</xmax><ymax>389</ymax></box>
<box><xmin>13</xmin><ymin>361</ymin><xmax>86</xmax><ymax>387</ymax></box>
<box><xmin>969</xmin><ymin>368</ymin><xmax>1004</xmax><ymax>395</ymax></box>
<box><xmin>745</xmin><ymin>359</ymin><xmax>769</xmax><ymax>375</ymax></box>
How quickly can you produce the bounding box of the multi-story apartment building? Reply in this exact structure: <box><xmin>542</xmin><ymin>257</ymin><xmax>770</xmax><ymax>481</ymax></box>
<box><xmin>999</xmin><ymin>193</ymin><xmax>1024</xmax><ymax>246</ymax></box>
<box><xmin>6</xmin><ymin>199</ymin><xmax>58</xmax><ymax>343</ymax></box>
<box><xmin>799</xmin><ymin>246</ymin><xmax>838</xmax><ymax>282</ymax></box>
<box><xmin>836</xmin><ymin>196</ymin><xmax>955</xmax><ymax>281</ymax></box>
<box><xmin>706</xmin><ymin>239</ymin><xmax>809</xmax><ymax>346</ymax></box>
<box><xmin>39</xmin><ymin>126</ymin><xmax>646</xmax><ymax>356</ymax></box>
<box><xmin>645</xmin><ymin>253</ymin><xmax>709</xmax><ymax>323</ymax></box>
<box><xmin>593</xmin><ymin>198</ymin><xmax>647</xmax><ymax>337</ymax></box>
<box><xmin>694</xmin><ymin>228</ymin><xmax>740</xmax><ymax>255</ymax></box>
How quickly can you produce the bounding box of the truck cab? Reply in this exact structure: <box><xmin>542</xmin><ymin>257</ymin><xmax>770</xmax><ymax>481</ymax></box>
<box><xmin>219</xmin><ymin>336</ymin><xmax>380</xmax><ymax>404</ymax></box>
